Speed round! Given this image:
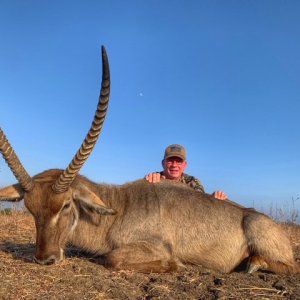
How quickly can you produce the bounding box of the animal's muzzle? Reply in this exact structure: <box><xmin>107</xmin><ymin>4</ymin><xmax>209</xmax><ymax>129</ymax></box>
<box><xmin>34</xmin><ymin>249</ymin><xmax>64</xmax><ymax>265</ymax></box>
<box><xmin>34</xmin><ymin>255</ymin><xmax>60</xmax><ymax>265</ymax></box>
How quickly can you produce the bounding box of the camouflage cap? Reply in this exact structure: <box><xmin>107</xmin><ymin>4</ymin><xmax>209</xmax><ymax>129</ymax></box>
<box><xmin>164</xmin><ymin>144</ymin><xmax>186</xmax><ymax>160</ymax></box>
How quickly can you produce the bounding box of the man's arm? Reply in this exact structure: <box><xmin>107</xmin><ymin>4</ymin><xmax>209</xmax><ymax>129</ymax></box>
<box><xmin>145</xmin><ymin>173</ymin><xmax>228</xmax><ymax>201</ymax></box>
<box><xmin>181</xmin><ymin>175</ymin><xmax>205</xmax><ymax>193</ymax></box>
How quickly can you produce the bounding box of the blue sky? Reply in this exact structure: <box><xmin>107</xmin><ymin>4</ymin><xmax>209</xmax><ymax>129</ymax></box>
<box><xmin>1</xmin><ymin>1</ymin><xmax>299</xmax><ymax>214</ymax></box>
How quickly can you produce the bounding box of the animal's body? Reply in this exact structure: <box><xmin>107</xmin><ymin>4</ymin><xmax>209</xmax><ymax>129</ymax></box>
<box><xmin>0</xmin><ymin>47</ymin><xmax>298</xmax><ymax>274</ymax></box>
<box><xmin>21</xmin><ymin>169</ymin><xmax>297</xmax><ymax>274</ymax></box>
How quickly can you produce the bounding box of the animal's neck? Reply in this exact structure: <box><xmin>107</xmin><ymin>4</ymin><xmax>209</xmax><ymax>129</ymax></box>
<box><xmin>68</xmin><ymin>183</ymin><xmax>122</xmax><ymax>255</ymax></box>
<box><xmin>69</xmin><ymin>215</ymin><xmax>114</xmax><ymax>255</ymax></box>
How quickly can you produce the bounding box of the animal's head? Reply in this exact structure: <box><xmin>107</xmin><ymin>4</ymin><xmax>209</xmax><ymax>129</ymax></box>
<box><xmin>0</xmin><ymin>46</ymin><xmax>115</xmax><ymax>265</ymax></box>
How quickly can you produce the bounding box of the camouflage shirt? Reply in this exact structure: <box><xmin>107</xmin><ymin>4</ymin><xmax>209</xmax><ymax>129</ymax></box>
<box><xmin>159</xmin><ymin>172</ymin><xmax>205</xmax><ymax>193</ymax></box>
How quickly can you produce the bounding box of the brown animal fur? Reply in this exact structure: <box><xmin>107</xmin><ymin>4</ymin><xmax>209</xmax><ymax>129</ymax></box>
<box><xmin>1</xmin><ymin>168</ymin><xmax>298</xmax><ymax>274</ymax></box>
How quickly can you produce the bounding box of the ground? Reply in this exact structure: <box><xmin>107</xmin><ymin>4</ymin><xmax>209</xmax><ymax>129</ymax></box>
<box><xmin>0</xmin><ymin>212</ymin><xmax>299</xmax><ymax>300</ymax></box>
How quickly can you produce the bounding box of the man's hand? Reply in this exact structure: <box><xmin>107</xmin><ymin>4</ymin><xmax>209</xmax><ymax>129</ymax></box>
<box><xmin>145</xmin><ymin>173</ymin><xmax>165</xmax><ymax>183</ymax></box>
<box><xmin>212</xmin><ymin>191</ymin><xmax>227</xmax><ymax>201</ymax></box>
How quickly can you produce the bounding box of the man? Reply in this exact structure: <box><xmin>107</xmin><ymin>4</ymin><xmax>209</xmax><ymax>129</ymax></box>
<box><xmin>145</xmin><ymin>144</ymin><xmax>227</xmax><ymax>200</ymax></box>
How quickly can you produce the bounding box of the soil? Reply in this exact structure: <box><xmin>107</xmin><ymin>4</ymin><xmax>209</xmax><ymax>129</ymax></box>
<box><xmin>0</xmin><ymin>212</ymin><xmax>299</xmax><ymax>300</ymax></box>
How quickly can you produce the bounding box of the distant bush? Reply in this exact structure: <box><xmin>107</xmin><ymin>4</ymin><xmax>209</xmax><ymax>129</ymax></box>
<box><xmin>0</xmin><ymin>208</ymin><xmax>12</xmax><ymax>215</ymax></box>
<box><xmin>0</xmin><ymin>202</ymin><xmax>27</xmax><ymax>215</ymax></box>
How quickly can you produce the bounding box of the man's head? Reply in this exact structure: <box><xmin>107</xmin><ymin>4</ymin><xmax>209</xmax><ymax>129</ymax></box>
<box><xmin>162</xmin><ymin>144</ymin><xmax>187</xmax><ymax>181</ymax></box>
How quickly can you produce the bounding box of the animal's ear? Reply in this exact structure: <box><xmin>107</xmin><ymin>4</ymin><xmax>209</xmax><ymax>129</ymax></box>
<box><xmin>72</xmin><ymin>182</ymin><xmax>116</xmax><ymax>215</ymax></box>
<box><xmin>0</xmin><ymin>184</ymin><xmax>24</xmax><ymax>202</ymax></box>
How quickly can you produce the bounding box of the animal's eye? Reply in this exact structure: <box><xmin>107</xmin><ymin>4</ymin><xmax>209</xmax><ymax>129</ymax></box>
<box><xmin>62</xmin><ymin>202</ymin><xmax>71</xmax><ymax>211</ymax></box>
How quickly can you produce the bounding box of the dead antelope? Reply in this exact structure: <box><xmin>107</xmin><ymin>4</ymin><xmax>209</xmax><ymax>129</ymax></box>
<box><xmin>0</xmin><ymin>47</ymin><xmax>299</xmax><ymax>274</ymax></box>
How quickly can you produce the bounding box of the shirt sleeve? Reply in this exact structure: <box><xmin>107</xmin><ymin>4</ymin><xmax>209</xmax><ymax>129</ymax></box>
<box><xmin>182</xmin><ymin>174</ymin><xmax>205</xmax><ymax>193</ymax></box>
<box><xmin>188</xmin><ymin>177</ymin><xmax>205</xmax><ymax>193</ymax></box>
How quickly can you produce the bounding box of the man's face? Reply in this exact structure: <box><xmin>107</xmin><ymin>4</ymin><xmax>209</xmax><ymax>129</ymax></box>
<box><xmin>162</xmin><ymin>156</ymin><xmax>187</xmax><ymax>180</ymax></box>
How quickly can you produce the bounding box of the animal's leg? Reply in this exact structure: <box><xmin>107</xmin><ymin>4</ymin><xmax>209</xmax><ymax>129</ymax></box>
<box><xmin>246</xmin><ymin>255</ymin><xmax>268</xmax><ymax>273</ymax></box>
<box><xmin>243</xmin><ymin>213</ymin><xmax>299</xmax><ymax>274</ymax></box>
<box><xmin>247</xmin><ymin>255</ymin><xmax>299</xmax><ymax>274</ymax></box>
<box><xmin>104</xmin><ymin>242</ymin><xmax>179</xmax><ymax>273</ymax></box>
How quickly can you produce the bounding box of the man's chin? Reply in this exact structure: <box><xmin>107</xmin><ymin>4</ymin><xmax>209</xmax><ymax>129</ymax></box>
<box><xmin>169</xmin><ymin>173</ymin><xmax>180</xmax><ymax>179</ymax></box>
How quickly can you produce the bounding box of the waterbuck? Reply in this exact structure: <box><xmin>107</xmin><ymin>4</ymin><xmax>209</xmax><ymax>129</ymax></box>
<box><xmin>0</xmin><ymin>47</ymin><xmax>299</xmax><ymax>274</ymax></box>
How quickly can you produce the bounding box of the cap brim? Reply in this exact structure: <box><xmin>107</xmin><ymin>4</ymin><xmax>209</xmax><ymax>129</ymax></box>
<box><xmin>164</xmin><ymin>154</ymin><xmax>186</xmax><ymax>160</ymax></box>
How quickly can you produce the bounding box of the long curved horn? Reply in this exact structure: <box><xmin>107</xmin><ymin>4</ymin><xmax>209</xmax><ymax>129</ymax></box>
<box><xmin>0</xmin><ymin>128</ymin><xmax>34</xmax><ymax>192</ymax></box>
<box><xmin>52</xmin><ymin>46</ymin><xmax>110</xmax><ymax>193</ymax></box>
